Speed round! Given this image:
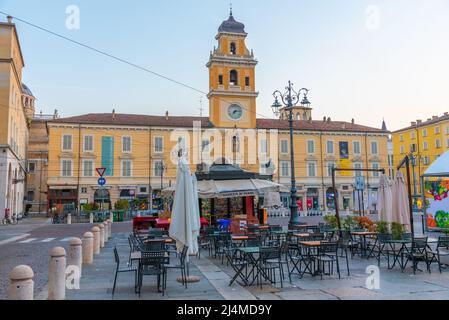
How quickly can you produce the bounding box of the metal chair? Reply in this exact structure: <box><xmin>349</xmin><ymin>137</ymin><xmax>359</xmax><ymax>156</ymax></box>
<box><xmin>137</xmin><ymin>250</ymin><xmax>168</xmax><ymax>296</ymax></box>
<box><xmin>404</xmin><ymin>237</ymin><xmax>431</xmax><ymax>274</ymax></box>
<box><xmin>428</xmin><ymin>236</ymin><xmax>449</xmax><ymax>273</ymax></box>
<box><xmin>315</xmin><ymin>242</ymin><xmax>340</xmax><ymax>280</ymax></box>
<box><xmin>112</xmin><ymin>246</ymin><xmax>137</xmax><ymax>295</ymax></box>
<box><xmin>163</xmin><ymin>245</ymin><xmax>189</xmax><ymax>292</ymax></box>
<box><xmin>259</xmin><ymin>246</ymin><xmax>283</xmax><ymax>288</ymax></box>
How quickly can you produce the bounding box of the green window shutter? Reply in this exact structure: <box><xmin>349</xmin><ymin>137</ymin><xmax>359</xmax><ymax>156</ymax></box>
<box><xmin>101</xmin><ymin>137</ymin><xmax>114</xmax><ymax>176</ymax></box>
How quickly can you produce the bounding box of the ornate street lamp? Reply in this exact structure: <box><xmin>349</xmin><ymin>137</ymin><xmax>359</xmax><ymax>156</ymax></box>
<box><xmin>409</xmin><ymin>153</ymin><xmax>418</xmax><ymax>211</ymax></box>
<box><xmin>272</xmin><ymin>81</ymin><xmax>310</xmax><ymax>227</ymax></box>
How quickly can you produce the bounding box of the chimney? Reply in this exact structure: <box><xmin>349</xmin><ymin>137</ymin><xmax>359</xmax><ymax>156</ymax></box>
<box><xmin>323</xmin><ymin>116</ymin><xmax>326</xmax><ymax>122</ymax></box>
<box><xmin>351</xmin><ymin>119</ymin><xmax>355</xmax><ymax>124</ymax></box>
<box><xmin>112</xmin><ymin>109</ymin><xmax>116</xmax><ymax>119</ymax></box>
<box><xmin>7</xmin><ymin>16</ymin><xmax>13</xmax><ymax>24</ymax></box>
<box><xmin>165</xmin><ymin>111</ymin><xmax>169</xmax><ymax>120</ymax></box>
<box><xmin>327</xmin><ymin>117</ymin><xmax>331</xmax><ymax>123</ymax></box>
<box><xmin>444</xmin><ymin>112</ymin><xmax>448</xmax><ymax>116</ymax></box>
<box><xmin>432</xmin><ymin>116</ymin><xmax>438</xmax><ymax>120</ymax></box>
<box><xmin>53</xmin><ymin>109</ymin><xmax>59</xmax><ymax>119</ymax></box>
<box><xmin>411</xmin><ymin>121</ymin><xmax>417</xmax><ymax>126</ymax></box>
<box><xmin>417</xmin><ymin>119</ymin><xmax>422</xmax><ymax>124</ymax></box>
<box><xmin>427</xmin><ymin>118</ymin><xmax>432</xmax><ymax>121</ymax></box>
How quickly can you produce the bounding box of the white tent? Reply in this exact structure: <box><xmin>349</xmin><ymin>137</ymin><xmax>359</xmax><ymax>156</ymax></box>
<box><xmin>423</xmin><ymin>151</ymin><xmax>449</xmax><ymax>177</ymax></box>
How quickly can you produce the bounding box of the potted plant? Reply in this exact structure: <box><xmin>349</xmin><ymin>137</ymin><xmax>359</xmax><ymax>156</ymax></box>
<box><xmin>376</xmin><ymin>221</ymin><xmax>389</xmax><ymax>234</ymax></box>
<box><xmin>391</xmin><ymin>222</ymin><xmax>404</xmax><ymax>240</ymax></box>
<box><xmin>324</xmin><ymin>214</ymin><xmax>338</xmax><ymax>229</ymax></box>
<box><xmin>342</xmin><ymin>216</ymin><xmax>358</xmax><ymax>231</ymax></box>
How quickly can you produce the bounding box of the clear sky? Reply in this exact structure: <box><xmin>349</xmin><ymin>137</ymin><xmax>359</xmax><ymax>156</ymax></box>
<box><xmin>1</xmin><ymin>0</ymin><xmax>449</xmax><ymax>131</ymax></box>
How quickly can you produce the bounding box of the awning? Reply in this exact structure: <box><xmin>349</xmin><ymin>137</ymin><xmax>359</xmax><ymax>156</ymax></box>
<box><xmin>423</xmin><ymin>151</ymin><xmax>449</xmax><ymax>177</ymax></box>
<box><xmin>162</xmin><ymin>178</ymin><xmax>286</xmax><ymax>199</ymax></box>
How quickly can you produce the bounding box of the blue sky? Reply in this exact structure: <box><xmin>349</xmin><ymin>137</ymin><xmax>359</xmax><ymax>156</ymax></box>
<box><xmin>1</xmin><ymin>0</ymin><xmax>449</xmax><ymax>130</ymax></box>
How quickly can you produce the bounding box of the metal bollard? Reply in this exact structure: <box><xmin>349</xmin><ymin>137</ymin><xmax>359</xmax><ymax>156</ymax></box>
<box><xmin>68</xmin><ymin>238</ymin><xmax>82</xmax><ymax>276</ymax></box>
<box><xmin>91</xmin><ymin>226</ymin><xmax>100</xmax><ymax>255</ymax></box>
<box><xmin>99</xmin><ymin>223</ymin><xmax>105</xmax><ymax>248</ymax></box>
<box><xmin>89</xmin><ymin>212</ymin><xmax>94</xmax><ymax>224</ymax></box>
<box><xmin>82</xmin><ymin>232</ymin><xmax>94</xmax><ymax>265</ymax></box>
<box><xmin>48</xmin><ymin>247</ymin><xmax>66</xmax><ymax>300</ymax></box>
<box><xmin>7</xmin><ymin>265</ymin><xmax>34</xmax><ymax>300</ymax></box>
<box><xmin>67</xmin><ymin>213</ymin><xmax>72</xmax><ymax>225</ymax></box>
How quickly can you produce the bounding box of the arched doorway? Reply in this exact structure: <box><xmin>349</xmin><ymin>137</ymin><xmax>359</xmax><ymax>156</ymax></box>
<box><xmin>94</xmin><ymin>189</ymin><xmax>111</xmax><ymax>210</ymax></box>
<box><xmin>326</xmin><ymin>187</ymin><xmax>336</xmax><ymax>209</ymax></box>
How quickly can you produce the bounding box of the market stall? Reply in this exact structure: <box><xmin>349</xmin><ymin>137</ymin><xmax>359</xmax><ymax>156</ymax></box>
<box><xmin>421</xmin><ymin>151</ymin><xmax>449</xmax><ymax>231</ymax></box>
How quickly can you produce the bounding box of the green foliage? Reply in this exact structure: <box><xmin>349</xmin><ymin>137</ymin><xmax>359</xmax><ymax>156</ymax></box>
<box><xmin>391</xmin><ymin>222</ymin><xmax>404</xmax><ymax>240</ymax></box>
<box><xmin>82</xmin><ymin>203</ymin><xmax>99</xmax><ymax>212</ymax></box>
<box><xmin>376</xmin><ymin>221</ymin><xmax>389</xmax><ymax>234</ymax></box>
<box><xmin>114</xmin><ymin>200</ymin><xmax>130</xmax><ymax>210</ymax></box>
<box><xmin>324</xmin><ymin>215</ymin><xmax>338</xmax><ymax>229</ymax></box>
<box><xmin>342</xmin><ymin>216</ymin><xmax>358</xmax><ymax>231</ymax></box>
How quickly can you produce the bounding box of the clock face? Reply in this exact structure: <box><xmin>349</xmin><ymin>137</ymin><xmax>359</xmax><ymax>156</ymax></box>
<box><xmin>228</xmin><ymin>104</ymin><xmax>243</xmax><ymax>120</ymax></box>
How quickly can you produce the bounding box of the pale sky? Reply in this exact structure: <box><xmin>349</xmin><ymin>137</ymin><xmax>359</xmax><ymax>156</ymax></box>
<box><xmin>1</xmin><ymin>0</ymin><xmax>449</xmax><ymax>131</ymax></box>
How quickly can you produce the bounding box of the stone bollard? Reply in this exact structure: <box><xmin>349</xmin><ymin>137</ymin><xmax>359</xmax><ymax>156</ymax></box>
<box><xmin>105</xmin><ymin>220</ymin><xmax>110</xmax><ymax>241</ymax></box>
<box><xmin>7</xmin><ymin>265</ymin><xmax>34</xmax><ymax>300</ymax></box>
<box><xmin>107</xmin><ymin>219</ymin><xmax>112</xmax><ymax>238</ymax></box>
<box><xmin>91</xmin><ymin>226</ymin><xmax>100</xmax><ymax>255</ymax></box>
<box><xmin>102</xmin><ymin>221</ymin><xmax>108</xmax><ymax>243</ymax></box>
<box><xmin>48</xmin><ymin>247</ymin><xmax>66</xmax><ymax>300</ymax></box>
<box><xmin>67</xmin><ymin>213</ymin><xmax>72</xmax><ymax>225</ymax></box>
<box><xmin>68</xmin><ymin>238</ymin><xmax>82</xmax><ymax>276</ymax></box>
<box><xmin>99</xmin><ymin>223</ymin><xmax>105</xmax><ymax>248</ymax></box>
<box><xmin>82</xmin><ymin>232</ymin><xmax>94</xmax><ymax>265</ymax></box>
<box><xmin>110</xmin><ymin>211</ymin><xmax>114</xmax><ymax>223</ymax></box>
<box><xmin>89</xmin><ymin>212</ymin><xmax>94</xmax><ymax>224</ymax></box>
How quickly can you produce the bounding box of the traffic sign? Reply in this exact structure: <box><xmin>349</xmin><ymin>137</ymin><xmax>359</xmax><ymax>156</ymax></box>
<box><xmin>98</xmin><ymin>177</ymin><xmax>106</xmax><ymax>186</ymax></box>
<box><xmin>96</xmin><ymin>168</ymin><xmax>107</xmax><ymax>177</ymax></box>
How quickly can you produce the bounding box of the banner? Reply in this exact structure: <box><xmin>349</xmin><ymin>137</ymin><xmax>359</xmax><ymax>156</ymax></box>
<box><xmin>339</xmin><ymin>141</ymin><xmax>351</xmax><ymax>176</ymax></box>
<box><xmin>425</xmin><ymin>180</ymin><xmax>449</xmax><ymax>229</ymax></box>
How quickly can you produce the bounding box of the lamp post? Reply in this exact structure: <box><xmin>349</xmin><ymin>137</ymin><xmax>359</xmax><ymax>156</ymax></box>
<box><xmin>272</xmin><ymin>81</ymin><xmax>310</xmax><ymax>227</ymax></box>
<box><xmin>409</xmin><ymin>153</ymin><xmax>418</xmax><ymax>211</ymax></box>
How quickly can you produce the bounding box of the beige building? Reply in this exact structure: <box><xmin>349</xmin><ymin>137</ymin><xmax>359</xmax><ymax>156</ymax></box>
<box><xmin>45</xmin><ymin>12</ymin><xmax>389</xmax><ymax>214</ymax></box>
<box><xmin>0</xmin><ymin>16</ymin><xmax>31</xmax><ymax>220</ymax></box>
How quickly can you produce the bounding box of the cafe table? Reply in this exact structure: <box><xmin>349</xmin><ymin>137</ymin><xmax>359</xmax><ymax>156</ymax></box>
<box><xmin>382</xmin><ymin>239</ymin><xmax>412</xmax><ymax>271</ymax></box>
<box><xmin>297</xmin><ymin>241</ymin><xmax>326</xmax><ymax>277</ymax></box>
<box><xmin>350</xmin><ymin>231</ymin><xmax>377</xmax><ymax>258</ymax></box>
<box><xmin>236</xmin><ymin>247</ymin><xmax>271</xmax><ymax>286</ymax></box>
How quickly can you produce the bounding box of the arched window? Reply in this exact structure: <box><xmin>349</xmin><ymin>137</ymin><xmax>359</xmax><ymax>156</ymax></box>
<box><xmin>296</xmin><ymin>113</ymin><xmax>301</xmax><ymax>120</ymax></box>
<box><xmin>230</xmin><ymin>70</ymin><xmax>238</xmax><ymax>86</ymax></box>
<box><xmin>230</xmin><ymin>42</ymin><xmax>236</xmax><ymax>55</ymax></box>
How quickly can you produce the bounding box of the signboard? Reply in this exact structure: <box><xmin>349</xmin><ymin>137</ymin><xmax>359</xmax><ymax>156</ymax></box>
<box><xmin>96</xmin><ymin>167</ymin><xmax>107</xmax><ymax>177</ymax></box>
<box><xmin>355</xmin><ymin>176</ymin><xmax>365</xmax><ymax>191</ymax></box>
<box><xmin>339</xmin><ymin>141</ymin><xmax>351</xmax><ymax>176</ymax></box>
<box><xmin>425</xmin><ymin>180</ymin><xmax>449</xmax><ymax>229</ymax></box>
<box><xmin>98</xmin><ymin>177</ymin><xmax>106</xmax><ymax>187</ymax></box>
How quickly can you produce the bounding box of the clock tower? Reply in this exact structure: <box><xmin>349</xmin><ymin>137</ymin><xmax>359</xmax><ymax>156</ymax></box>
<box><xmin>207</xmin><ymin>10</ymin><xmax>258</xmax><ymax>129</ymax></box>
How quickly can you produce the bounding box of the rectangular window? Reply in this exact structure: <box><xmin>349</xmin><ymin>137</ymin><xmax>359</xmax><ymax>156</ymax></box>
<box><xmin>436</xmin><ymin>139</ymin><xmax>442</xmax><ymax>149</ymax></box>
<box><xmin>280</xmin><ymin>140</ymin><xmax>288</xmax><ymax>154</ymax></box>
<box><xmin>422</xmin><ymin>129</ymin><xmax>428</xmax><ymax>137</ymax></box>
<box><xmin>245</xmin><ymin>77</ymin><xmax>250</xmax><ymax>86</ymax></box>
<box><xmin>122</xmin><ymin>136</ymin><xmax>131</xmax><ymax>153</ymax></box>
<box><xmin>446</xmin><ymin>138</ymin><xmax>449</xmax><ymax>148</ymax></box>
<box><xmin>353</xmin><ymin>141</ymin><xmax>361</xmax><ymax>155</ymax></box>
<box><xmin>154</xmin><ymin>160</ymin><xmax>164</xmax><ymax>177</ymax></box>
<box><xmin>435</xmin><ymin>126</ymin><xmax>440</xmax><ymax>134</ymax></box>
<box><xmin>61</xmin><ymin>159</ymin><xmax>72</xmax><ymax>177</ymax></box>
<box><xmin>28</xmin><ymin>162</ymin><xmax>36</xmax><ymax>174</ymax></box>
<box><xmin>327</xmin><ymin>162</ymin><xmax>336</xmax><ymax>177</ymax></box>
<box><xmin>280</xmin><ymin>161</ymin><xmax>290</xmax><ymax>177</ymax></box>
<box><xmin>260</xmin><ymin>139</ymin><xmax>268</xmax><ymax>154</ymax></box>
<box><xmin>62</xmin><ymin>135</ymin><xmax>72</xmax><ymax>151</ymax></box>
<box><xmin>400</xmin><ymin>135</ymin><xmax>404</xmax><ymax>142</ymax></box>
<box><xmin>411</xmin><ymin>131</ymin><xmax>416</xmax><ymax>140</ymax></box>
<box><xmin>121</xmin><ymin>160</ymin><xmax>132</xmax><ymax>177</ymax></box>
<box><xmin>307</xmin><ymin>162</ymin><xmax>316</xmax><ymax>177</ymax></box>
<box><xmin>307</xmin><ymin>140</ymin><xmax>315</xmax><ymax>154</ymax></box>
<box><xmin>423</xmin><ymin>156</ymin><xmax>430</xmax><ymax>165</ymax></box>
<box><xmin>154</xmin><ymin>137</ymin><xmax>163</xmax><ymax>153</ymax></box>
<box><xmin>423</xmin><ymin>141</ymin><xmax>428</xmax><ymax>150</ymax></box>
<box><xmin>354</xmin><ymin>163</ymin><xmax>362</xmax><ymax>177</ymax></box>
<box><xmin>81</xmin><ymin>187</ymin><xmax>88</xmax><ymax>194</ymax></box>
<box><xmin>327</xmin><ymin>141</ymin><xmax>334</xmax><ymax>154</ymax></box>
<box><xmin>83</xmin><ymin>160</ymin><xmax>94</xmax><ymax>177</ymax></box>
<box><xmin>201</xmin><ymin>139</ymin><xmax>210</xmax><ymax>152</ymax></box>
<box><xmin>400</xmin><ymin>145</ymin><xmax>405</xmax><ymax>154</ymax></box>
<box><xmin>446</xmin><ymin>126</ymin><xmax>449</xmax><ymax>135</ymax></box>
<box><xmin>372</xmin><ymin>163</ymin><xmax>380</xmax><ymax>177</ymax></box>
<box><xmin>27</xmin><ymin>191</ymin><xmax>34</xmax><ymax>202</ymax></box>
<box><xmin>410</xmin><ymin>144</ymin><xmax>417</xmax><ymax>153</ymax></box>
<box><xmin>83</xmin><ymin>135</ymin><xmax>93</xmax><ymax>152</ymax></box>
<box><xmin>371</xmin><ymin>141</ymin><xmax>378</xmax><ymax>155</ymax></box>
<box><xmin>101</xmin><ymin>137</ymin><xmax>114</xmax><ymax>176</ymax></box>
<box><xmin>218</xmin><ymin>75</ymin><xmax>223</xmax><ymax>85</ymax></box>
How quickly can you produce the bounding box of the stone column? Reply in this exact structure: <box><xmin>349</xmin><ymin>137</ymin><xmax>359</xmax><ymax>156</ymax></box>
<box><xmin>67</xmin><ymin>213</ymin><xmax>72</xmax><ymax>225</ymax></box>
<box><xmin>99</xmin><ymin>223</ymin><xmax>105</xmax><ymax>248</ymax></box>
<box><xmin>89</xmin><ymin>212</ymin><xmax>94</xmax><ymax>224</ymax></box>
<box><xmin>67</xmin><ymin>238</ymin><xmax>82</xmax><ymax>275</ymax></box>
<box><xmin>7</xmin><ymin>265</ymin><xmax>34</xmax><ymax>300</ymax></box>
<box><xmin>91</xmin><ymin>226</ymin><xmax>100</xmax><ymax>255</ymax></box>
<box><xmin>48</xmin><ymin>247</ymin><xmax>66</xmax><ymax>300</ymax></box>
<box><xmin>82</xmin><ymin>232</ymin><xmax>94</xmax><ymax>265</ymax></box>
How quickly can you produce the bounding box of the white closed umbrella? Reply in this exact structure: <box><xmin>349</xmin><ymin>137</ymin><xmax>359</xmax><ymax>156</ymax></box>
<box><xmin>393</xmin><ymin>171</ymin><xmax>411</xmax><ymax>232</ymax></box>
<box><xmin>377</xmin><ymin>174</ymin><xmax>394</xmax><ymax>224</ymax></box>
<box><xmin>169</xmin><ymin>157</ymin><xmax>200</xmax><ymax>257</ymax></box>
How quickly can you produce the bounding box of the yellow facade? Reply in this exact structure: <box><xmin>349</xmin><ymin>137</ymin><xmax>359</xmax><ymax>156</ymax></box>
<box><xmin>392</xmin><ymin>114</ymin><xmax>449</xmax><ymax>195</ymax></box>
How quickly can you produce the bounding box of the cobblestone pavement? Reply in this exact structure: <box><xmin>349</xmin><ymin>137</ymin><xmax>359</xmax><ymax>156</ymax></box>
<box><xmin>0</xmin><ymin>220</ymin><xmax>131</xmax><ymax>299</ymax></box>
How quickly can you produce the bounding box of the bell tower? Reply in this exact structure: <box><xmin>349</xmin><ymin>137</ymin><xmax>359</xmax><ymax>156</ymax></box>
<box><xmin>207</xmin><ymin>10</ymin><xmax>258</xmax><ymax>129</ymax></box>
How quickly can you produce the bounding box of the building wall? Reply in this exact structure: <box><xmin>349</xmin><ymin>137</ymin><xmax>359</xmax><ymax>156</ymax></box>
<box><xmin>0</xmin><ymin>20</ymin><xmax>28</xmax><ymax>220</ymax></box>
<box><xmin>392</xmin><ymin>118</ymin><xmax>449</xmax><ymax>195</ymax></box>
